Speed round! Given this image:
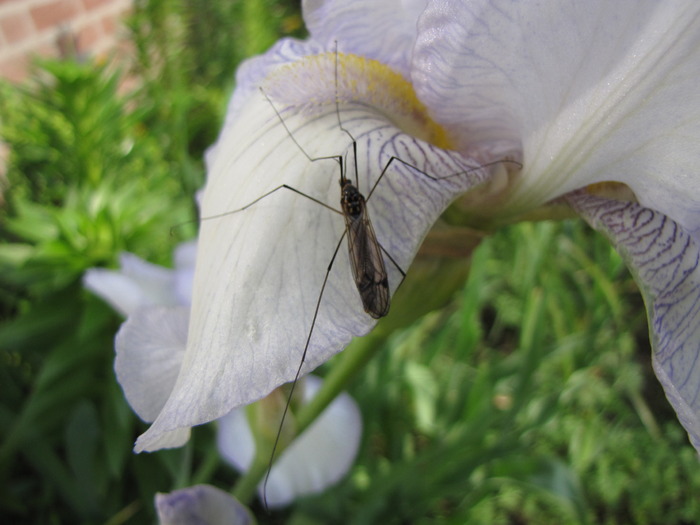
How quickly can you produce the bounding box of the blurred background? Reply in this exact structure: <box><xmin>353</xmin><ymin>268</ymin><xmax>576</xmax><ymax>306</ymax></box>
<box><xmin>1</xmin><ymin>1</ymin><xmax>699</xmax><ymax>523</ymax></box>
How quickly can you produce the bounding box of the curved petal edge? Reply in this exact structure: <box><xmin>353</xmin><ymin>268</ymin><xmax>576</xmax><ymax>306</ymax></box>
<box><xmin>568</xmin><ymin>191</ymin><xmax>700</xmax><ymax>451</ymax></box>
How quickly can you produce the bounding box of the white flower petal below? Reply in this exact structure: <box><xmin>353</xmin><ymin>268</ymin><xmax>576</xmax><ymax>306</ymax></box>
<box><xmin>83</xmin><ymin>269</ymin><xmax>152</xmax><ymax>317</ymax></box>
<box><xmin>118</xmin><ymin>252</ymin><xmax>181</xmax><ymax>305</ymax></box>
<box><xmin>217</xmin><ymin>375</ymin><xmax>362</xmax><ymax>508</ymax></box>
<box><xmin>173</xmin><ymin>240</ymin><xmax>198</xmax><ymax>305</ymax></box>
<box><xmin>115</xmin><ymin>306</ymin><xmax>189</xmax><ymax>425</ymax></box>
<box><xmin>155</xmin><ymin>484</ymin><xmax>253</xmax><ymax>525</ymax></box>
<box><xmin>569</xmin><ymin>192</ymin><xmax>700</xmax><ymax>450</ymax></box>
<box><xmin>83</xmin><ymin>251</ymin><xmax>182</xmax><ymax>316</ymax></box>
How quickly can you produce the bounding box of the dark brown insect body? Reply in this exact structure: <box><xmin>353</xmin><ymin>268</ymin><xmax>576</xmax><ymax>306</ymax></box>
<box><xmin>340</xmin><ymin>178</ymin><xmax>390</xmax><ymax>318</ymax></box>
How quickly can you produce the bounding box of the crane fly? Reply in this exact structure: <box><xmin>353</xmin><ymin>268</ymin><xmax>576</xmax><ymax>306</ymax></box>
<box><xmin>255</xmin><ymin>87</ymin><xmax>397</xmax><ymax>322</ymax></box>
<box><xmin>226</xmin><ymin>83</ymin><xmax>401</xmax><ymax>509</ymax></box>
<box><xmin>341</xmin><ymin>172</ymin><xmax>390</xmax><ymax>318</ymax></box>
<box><xmin>216</xmin><ymin>78</ymin><xmax>401</xmax><ymax>508</ymax></box>
<box><xmin>201</xmin><ymin>47</ymin><xmax>522</xmax><ymax>508</ymax></box>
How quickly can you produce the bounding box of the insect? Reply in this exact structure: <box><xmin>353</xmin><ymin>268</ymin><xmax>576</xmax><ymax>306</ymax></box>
<box><xmin>202</xmin><ymin>48</ymin><xmax>522</xmax><ymax>507</ymax></box>
<box><xmin>252</xmin><ymin>83</ymin><xmax>402</xmax><ymax>508</ymax></box>
<box><xmin>256</xmin><ymin>87</ymin><xmax>396</xmax><ymax>321</ymax></box>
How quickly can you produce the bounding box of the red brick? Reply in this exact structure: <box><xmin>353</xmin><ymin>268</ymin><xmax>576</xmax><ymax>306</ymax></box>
<box><xmin>81</xmin><ymin>0</ymin><xmax>111</xmax><ymax>10</ymax></box>
<box><xmin>0</xmin><ymin>10</ymin><xmax>35</xmax><ymax>45</ymax></box>
<box><xmin>0</xmin><ymin>53</ymin><xmax>29</xmax><ymax>82</ymax></box>
<box><xmin>76</xmin><ymin>21</ymin><xmax>101</xmax><ymax>52</ymax></box>
<box><xmin>31</xmin><ymin>0</ymin><xmax>82</xmax><ymax>31</ymax></box>
<box><xmin>101</xmin><ymin>12</ymin><xmax>116</xmax><ymax>35</ymax></box>
<box><xmin>35</xmin><ymin>40</ymin><xmax>60</xmax><ymax>58</ymax></box>
<box><xmin>102</xmin><ymin>10</ymin><xmax>128</xmax><ymax>38</ymax></box>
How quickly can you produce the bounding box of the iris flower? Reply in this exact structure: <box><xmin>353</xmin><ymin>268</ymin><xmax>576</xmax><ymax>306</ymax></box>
<box><xmin>131</xmin><ymin>0</ymin><xmax>700</xmax><ymax>459</ymax></box>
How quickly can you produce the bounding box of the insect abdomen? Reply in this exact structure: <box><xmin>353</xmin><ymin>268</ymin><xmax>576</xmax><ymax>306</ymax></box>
<box><xmin>342</xmin><ymin>182</ymin><xmax>390</xmax><ymax>319</ymax></box>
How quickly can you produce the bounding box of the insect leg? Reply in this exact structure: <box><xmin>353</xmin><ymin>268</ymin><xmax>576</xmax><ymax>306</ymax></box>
<box><xmin>365</xmin><ymin>155</ymin><xmax>522</xmax><ymax>202</ymax></box>
<box><xmin>379</xmin><ymin>244</ymin><xmax>407</xmax><ymax>281</ymax></box>
<box><xmin>260</xmin><ymin>87</ymin><xmax>346</xmax><ymax>168</ymax></box>
<box><xmin>201</xmin><ymin>183</ymin><xmax>343</xmax><ymax>224</ymax></box>
<box><xmin>262</xmin><ymin>229</ymin><xmax>348</xmax><ymax>509</ymax></box>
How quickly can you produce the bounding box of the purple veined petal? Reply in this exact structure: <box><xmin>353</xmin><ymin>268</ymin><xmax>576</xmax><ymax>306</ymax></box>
<box><xmin>206</xmin><ymin>38</ymin><xmax>325</xmax><ymax>172</ymax></box>
<box><xmin>303</xmin><ymin>0</ymin><xmax>429</xmax><ymax>75</ymax></box>
<box><xmin>569</xmin><ymin>191</ymin><xmax>700</xmax><ymax>451</ymax></box>
<box><xmin>413</xmin><ymin>0</ymin><xmax>700</xmax><ymax>232</ymax></box>
<box><xmin>155</xmin><ymin>484</ymin><xmax>253</xmax><ymax>525</ymax></box>
<box><xmin>134</xmin><ymin>52</ymin><xmax>509</xmax><ymax>452</ymax></box>
<box><xmin>217</xmin><ymin>375</ymin><xmax>362</xmax><ymax>508</ymax></box>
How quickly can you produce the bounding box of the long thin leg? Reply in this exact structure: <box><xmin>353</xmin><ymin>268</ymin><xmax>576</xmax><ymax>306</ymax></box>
<box><xmin>366</xmin><ymin>155</ymin><xmax>522</xmax><ymax>202</ymax></box>
<box><xmin>262</xmin><ymin>230</ymin><xmax>348</xmax><ymax>509</ymax></box>
<box><xmin>333</xmin><ymin>43</ymin><xmax>358</xmax><ymax>187</ymax></box>
<box><xmin>201</xmin><ymin>184</ymin><xmax>343</xmax><ymax>224</ymax></box>
<box><xmin>379</xmin><ymin>244</ymin><xmax>407</xmax><ymax>284</ymax></box>
<box><xmin>260</xmin><ymin>87</ymin><xmax>346</xmax><ymax>168</ymax></box>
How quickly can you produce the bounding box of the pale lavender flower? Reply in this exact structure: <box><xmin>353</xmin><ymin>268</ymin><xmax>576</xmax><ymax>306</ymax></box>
<box><xmin>83</xmin><ymin>242</ymin><xmax>196</xmax><ymax>446</ymax></box>
<box><xmin>127</xmin><ymin>0</ymin><xmax>700</xmax><ymax>456</ymax></box>
<box><xmin>83</xmin><ymin>241</ymin><xmax>196</xmax><ymax>316</ymax></box>
<box><xmin>155</xmin><ymin>484</ymin><xmax>253</xmax><ymax>525</ymax></box>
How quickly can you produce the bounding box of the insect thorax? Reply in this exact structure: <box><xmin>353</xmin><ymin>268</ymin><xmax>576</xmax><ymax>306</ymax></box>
<box><xmin>340</xmin><ymin>180</ymin><xmax>365</xmax><ymax>217</ymax></box>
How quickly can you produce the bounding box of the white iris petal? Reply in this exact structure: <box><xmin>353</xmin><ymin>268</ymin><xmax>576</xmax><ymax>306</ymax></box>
<box><xmin>115</xmin><ymin>306</ymin><xmax>189</xmax><ymax>424</ymax></box>
<box><xmin>136</xmin><ymin>58</ymin><xmax>498</xmax><ymax>451</ymax></box>
<box><xmin>414</xmin><ymin>0</ymin><xmax>700</xmax><ymax>228</ymax></box>
<box><xmin>128</xmin><ymin>0</ymin><xmax>700</xmax><ymax>455</ymax></box>
<box><xmin>83</xmin><ymin>253</ymin><xmax>176</xmax><ymax>316</ymax></box>
<box><xmin>83</xmin><ymin>241</ymin><xmax>197</xmax><ymax>316</ymax></box>
<box><xmin>412</xmin><ymin>0</ymin><xmax>700</xmax><ymax>449</ymax></box>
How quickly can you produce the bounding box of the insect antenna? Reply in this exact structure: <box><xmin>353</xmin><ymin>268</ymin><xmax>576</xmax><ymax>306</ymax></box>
<box><xmin>333</xmin><ymin>41</ymin><xmax>359</xmax><ymax>188</ymax></box>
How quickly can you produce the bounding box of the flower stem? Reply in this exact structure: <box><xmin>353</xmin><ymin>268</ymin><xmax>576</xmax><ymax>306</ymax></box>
<box><xmin>230</xmin><ymin>331</ymin><xmax>385</xmax><ymax>506</ymax></box>
<box><xmin>295</xmin><ymin>332</ymin><xmax>382</xmax><ymax>435</ymax></box>
<box><xmin>232</xmin><ymin>441</ymin><xmax>272</xmax><ymax>505</ymax></box>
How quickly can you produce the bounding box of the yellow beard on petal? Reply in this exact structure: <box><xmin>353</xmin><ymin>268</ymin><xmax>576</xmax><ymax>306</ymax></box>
<box><xmin>263</xmin><ymin>52</ymin><xmax>453</xmax><ymax>151</ymax></box>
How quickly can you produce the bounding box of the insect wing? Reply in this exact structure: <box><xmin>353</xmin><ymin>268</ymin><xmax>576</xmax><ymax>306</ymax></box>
<box><xmin>344</xmin><ymin>201</ymin><xmax>390</xmax><ymax>319</ymax></box>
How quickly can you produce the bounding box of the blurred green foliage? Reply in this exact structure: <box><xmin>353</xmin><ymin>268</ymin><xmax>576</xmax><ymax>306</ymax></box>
<box><xmin>0</xmin><ymin>1</ymin><xmax>302</xmax><ymax>523</ymax></box>
<box><xmin>1</xmin><ymin>0</ymin><xmax>699</xmax><ymax>524</ymax></box>
<box><xmin>285</xmin><ymin>222</ymin><xmax>700</xmax><ymax>524</ymax></box>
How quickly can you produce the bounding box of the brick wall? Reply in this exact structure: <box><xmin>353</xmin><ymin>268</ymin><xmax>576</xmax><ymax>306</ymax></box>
<box><xmin>0</xmin><ymin>0</ymin><xmax>132</xmax><ymax>82</ymax></box>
